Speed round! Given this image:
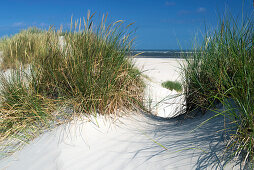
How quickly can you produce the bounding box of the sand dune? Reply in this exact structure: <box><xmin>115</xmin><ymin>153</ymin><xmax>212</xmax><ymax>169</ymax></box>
<box><xmin>0</xmin><ymin>58</ymin><xmax>239</xmax><ymax>170</ymax></box>
<box><xmin>0</xmin><ymin>110</ymin><xmax>238</xmax><ymax>169</ymax></box>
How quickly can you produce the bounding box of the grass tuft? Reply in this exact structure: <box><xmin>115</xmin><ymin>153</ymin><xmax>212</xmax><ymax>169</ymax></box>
<box><xmin>162</xmin><ymin>80</ymin><xmax>182</xmax><ymax>92</ymax></box>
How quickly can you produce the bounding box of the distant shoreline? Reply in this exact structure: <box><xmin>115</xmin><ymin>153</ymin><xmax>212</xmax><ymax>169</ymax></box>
<box><xmin>131</xmin><ymin>50</ymin><xmax>192</xmax><ymax>58</ymax></box>
<box><xmin>132</xmin><ymin>55</ymin><xmax>185</xmax><ymax>58</ymax></box>
<box><xmin>0</xmin><ymin>50</ymin><xmax>187</xmax><ymax>59</ymax></box>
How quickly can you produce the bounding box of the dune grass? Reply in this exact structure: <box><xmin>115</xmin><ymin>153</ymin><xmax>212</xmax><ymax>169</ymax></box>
<box><xmin>0</xmin><ymin>27</ymin><xmax>47</xmax><ymax>70</ymax></box>
<box><xmin>0</xmin><ymin>38</ymin><xmax>8</xmax><ymax>51</ymax></box>
<box><xmin>183</xmin><ymin>11</ymin><xmax>254</xmax><ymax>166</ymax></box>
<box><xmin>0</xmin><ymin>12</ymin><xmax>144</xmax><ymax>157</ymax></box>
<box><xmin>0</xmin><ymin>69</ymin><xmax>56</xmax><ymax>146</ymax></box>
<box><xmin>162</xmin><ymin>80</ymin><xmax>182</xmax><ymax>92</ymax></box>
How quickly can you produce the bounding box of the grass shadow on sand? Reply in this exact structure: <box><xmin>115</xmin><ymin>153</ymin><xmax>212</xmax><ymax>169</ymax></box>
<box><xmin>125</xmin><ymin>105</ymin><xmax>244</xmax><ymax>169</ymax></box>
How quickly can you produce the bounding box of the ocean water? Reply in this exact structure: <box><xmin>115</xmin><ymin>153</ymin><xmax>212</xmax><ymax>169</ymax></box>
<box><xmin>131</xmin><ymin>49</ymin><xmax>192</xmax><ymax>58</ymax></box>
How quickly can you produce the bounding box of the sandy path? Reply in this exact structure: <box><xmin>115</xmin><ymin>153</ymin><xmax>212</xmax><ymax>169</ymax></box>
<box><xmin>133</xmin><ymin>58</ymin><xmax>186</xmax><ymax>118</ymax></box>
<box><xmin>0</xmin><ymin>110</ymin><xmax>237</xmax><ymax>170</ymax></box>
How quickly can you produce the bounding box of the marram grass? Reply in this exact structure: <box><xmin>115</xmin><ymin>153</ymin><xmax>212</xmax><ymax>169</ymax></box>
<box><xmin>0</xmin><ymin>12</ymin><xmax>145</xmax><ymax>157</ymax></box>
<box><xmin>183</xmin><ymin>11</ymin><xmax>254</xmax><ymax>167</ymax></box>
<box><xmin>0</xmin><ymin>27</ymin><xmax>48</xmax><ymax>70</ymax></box>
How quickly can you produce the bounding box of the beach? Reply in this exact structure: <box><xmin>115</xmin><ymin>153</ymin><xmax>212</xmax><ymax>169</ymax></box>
<box><xmin>0</xmin><ymin>57</ymin><xmax>239</xmax><ymax>170</ymax></box>
<box><xmin>1</xmin><ymin>1</ymin><xmax>253</xmax><ymax>168</ymax></box>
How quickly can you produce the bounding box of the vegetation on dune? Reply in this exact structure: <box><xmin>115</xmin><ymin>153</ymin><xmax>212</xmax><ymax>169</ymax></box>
<box><xmin>0</xmin><ymin>27</ymin><xmax>47</xmax><ymax>70</ymax></box>
<box><xmin>32</xmin><ymin>21</ymin><xmax>144</xmax><ymax>114</ymax></box>
<box><xmin>183</xmin><ymin>11</ymin><xmax>254</xmax><ymax>166</ymax></box>
<box><xmin>0</xmin><ymin>12</ymin><xmax>144</xmax><ymax>157</ymax></box>
<box><xmin>0</xmin><ymin>6</ymin><xmax>252</xmax><ymax>169</ymax></box>
<box><xmin>0</xmin><ymin>70</ymin><xmax>55</xmax><ymax>143</ymax></box>
<box><xmin>0</xmin><ymin>38</ymin><xmax>7</xmax><ymax>51</ymax></box>
<box><xmin>162</xmin><ymin>80</ymin><xmax>182</xmax><ymax>92</ymax></box>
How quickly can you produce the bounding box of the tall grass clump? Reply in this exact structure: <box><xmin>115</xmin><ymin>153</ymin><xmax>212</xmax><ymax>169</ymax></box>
<box><xmin>0</xmin><ymin>12</ymin><xmax>144</xmax><ymax>115</ymax></box>
<box><xmin>0</xmin><ymin>12</ymin><xmax>144</xmax><ymax>157</ymax></box>
<box><xmin>183</xmin><ymin>11</ymin><xmax>254</xmax><ymax>165</ymax></box>
<box><xmin>0</xmin><ymin>27</ymin><xmax>48</xmax><ymax>70</ymax></box>
<box><xmin>31</xmin><ymin>12</ymin><xmax>144</xmax><ymax>114</ymax></box>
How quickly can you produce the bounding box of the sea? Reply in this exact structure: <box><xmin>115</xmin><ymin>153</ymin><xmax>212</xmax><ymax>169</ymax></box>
<box><xmin>131</xmin><ymin>49</ymin><xmax>193</xmax><ymax>58</ymax></box>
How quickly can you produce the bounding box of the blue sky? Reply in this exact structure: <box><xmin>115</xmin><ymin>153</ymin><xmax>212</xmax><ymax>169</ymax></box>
<box><xmin>0</xmin><ymin>0</ymin><xmax>253</xmax><ymax>49</ymax></box>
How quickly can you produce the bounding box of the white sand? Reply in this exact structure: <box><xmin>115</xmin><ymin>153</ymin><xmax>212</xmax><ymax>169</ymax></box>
<box><xmin>133</xmin><ymin>58</ymin><xmax>186</xmax><ymax>118</ymax></box>
<box><xmin>0</xmin><ymin>57</ymin><xmax>239</xmax><ymax>170</ymax></box>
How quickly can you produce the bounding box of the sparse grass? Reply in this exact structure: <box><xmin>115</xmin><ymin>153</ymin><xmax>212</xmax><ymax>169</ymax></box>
<box><xmin>0</xmin><ymin>37</ymin><xmax>8</xmax><ymax>51</ymax></box>
<box><xmin>162</xmin><ymin>80</ymin><xmax>182</xmax><ymax>92</ymax></box>
<box><xmin>0</xmin><ymin>27</ymin><xmax>48</xmax><ymax>70</ymax></box>
<box><xmin>183</xmin><ymin>11</ymin><xmax>254</xmax><ymax>166</ymax></box>
<box><xmin>0</xmin><ymin>12</ymin><xmax>144</xmax><ymax>157</ymax></box>
<box><xmin>0</xmin><ymin>69</ymin><xmax>57</xmax><ymax>157</ymax></box>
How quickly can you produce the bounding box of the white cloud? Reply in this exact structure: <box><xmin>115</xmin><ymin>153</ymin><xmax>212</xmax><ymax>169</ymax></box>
<box><xmin>12</xmin><ymin>22</ymin><xmax>26</xmax><ymax>27</ymax></box>
<box><xmin>165</xmin><ymin>1</ymin><xmax>175</xmax><ymax>6</ymax></box>
<box><xmin>197</xmin><ymin>7</ymin><xmax>206</xmax><ymax>13</ymax></box>
<box><xmin>178</xmin><ymin>10</ymin><xmax>191</xmax><ymax>15</ymax></box>
<box><xmin>178</xmin><ymin>7</ymin><xmax>206</xmax><ymax>15</ymax></box>
<box><xmin>39</xmin><ymin>22</ymin><xmax>48</xmax><ymax>27</ymax></box>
